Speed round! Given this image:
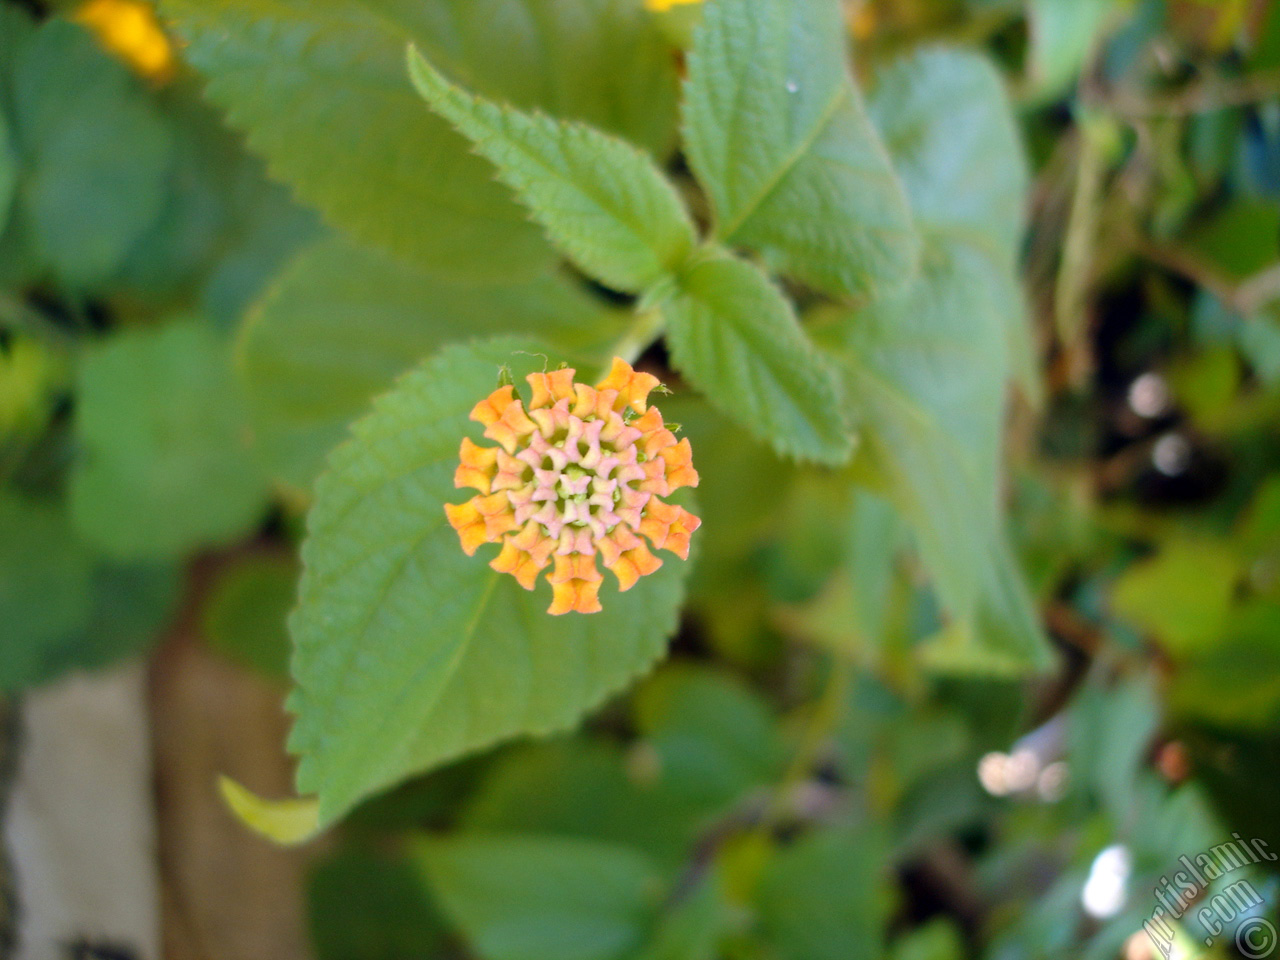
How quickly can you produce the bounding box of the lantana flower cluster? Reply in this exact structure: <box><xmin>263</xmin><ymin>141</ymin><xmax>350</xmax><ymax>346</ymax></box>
<box><xmin>445</xmin><ymin>359</ymin><xmax>701</xmax><ymax>615</ymax></box>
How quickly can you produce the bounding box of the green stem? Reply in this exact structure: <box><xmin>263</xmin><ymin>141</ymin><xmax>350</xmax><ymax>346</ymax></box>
<box><xmin>761</xmin><ymin>654</ymin><xmax>854</xmax><ymax>829</ymax></box>
<box><xmin>603</xmin><ymin>306</ymin><xmax>666</xmax><ymax>371</ymax></box>
<box><xmin>1054</xmin><ymin>120</ymin><xmax>1107</xmax><ymax>379</ymax></box>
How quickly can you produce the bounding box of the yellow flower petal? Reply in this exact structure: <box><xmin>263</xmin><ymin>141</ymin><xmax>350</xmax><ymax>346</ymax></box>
<box><xmin>75</xmin><ymin>0</ymin><xmax>176</xmax><ymax>82</ymax></box>
<box><xmin>644</xmin><ymin>0</ymin><xmax>704</xmax><ymax>12</ymax></box>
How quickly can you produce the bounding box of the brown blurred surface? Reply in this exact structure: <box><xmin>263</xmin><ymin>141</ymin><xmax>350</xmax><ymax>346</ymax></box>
<box><xmin>149</xmin><ymin>629</ymin><xmax>316</xmax><ymax>960</ymax></box>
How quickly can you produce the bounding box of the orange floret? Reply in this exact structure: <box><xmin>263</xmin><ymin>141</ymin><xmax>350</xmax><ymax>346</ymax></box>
<box><xmin>491</xmin><ymin>449</ymin><xmax>530</xmax><ymax>492</ymax></box>
<box><xmin>469</xmin><ymin>491</ymin><xmax>519</xmax><ymax>540</ymax></box>
<box><xmin>570</xmin><ymin>383</ymin><xmax>605</xmax><ymax>420</ymax></box>
<box><xmin>633</xmin><ymin>408</ymin><xmax>677</xmax><ymax>458</ymax></box>
<box><xmin>527</xmin><ymin>368</ymin><xmax>578</xmax><ymax>410</ymax></box>
<box><xmin>490</xmin><ymin>538</ymin><xmax>550</xmax><ymax>590</ymax></box>
<box><xmin>454</xmin><ymin>437</ymin><xmax>499</xmax><ymax>493</ymax></box>
<box><xmin>597</xmin><ymin>357</ymin><xmax>661</xmax><ymax>413</ymax></box>
<box><xmin>638</xmin><ymin>458</ymin><xmax>672</xmax><ymax>496</ymax></box>
<box><xmin>547</xmin><ymin>554</ymin><xmax>604</xmax><ymax>614</ymax></box>
<box><xmin>661</xmin><ymin>506</ymin><xmax>701</xmax><ymax>561</ymax></box>
<box><xmin>598</xmin><ymin>527</ymin><xmax>663</xmax><ymax>591</ymax></box>
<box><xmin>660</xmin><ymin>439</ymin><xmax>699</xmax><ymax>490</ymax></box>
<box><xmin>638</xmin><ymin>500</ymin><xmax>701</xmax><ymax>559</ymax></box>
<box><xmin>444</xmin><ymin>501</ymin><xmax>490</xmax><ymax>556</ymax></box>
<box><xmin>470</xmin><ymin>385</ymin><xmax>517</xmax><ymax>426</ymax></box>
<box><xmin>484</xmin><ymin>399</ymin><xmax>538</xmax><ymax>453</ymax></box>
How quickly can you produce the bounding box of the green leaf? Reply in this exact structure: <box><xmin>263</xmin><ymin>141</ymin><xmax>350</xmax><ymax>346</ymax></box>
<box><xmin>867</xmin><ymin>47</ymin><xmax>1029</xmax><ymax>270</ymax></box>
<box><xmin>885</xmin><ymin>710</ymin><xmax>971</xmax><ymax>793</ymax></box>
<box><xmin>894</xmin><ymin>765</ymin><xmax>988</xmax><ymax>856</ymax></box>
<box><xmin>1027</xmin><ymin>0</ymin><xmax>1118</xmax><ymax>99</ymax></box>
<box><xmin>1239</xmin><ymin>308</ymin><xmax>1280</xmax><ymax>385</ymax></box>
<box><xmin>364</xmin><ymin>0</ymin><xmax>681</xmax><ymax>157</ymax></box>
<box><xmin>813</xmin><ymin>51</ymin><xmax>1048</xmax><ymax>672</ymax></box>
<box><xmin>115</xmin><ymin>82</ymin><xmax>319</xmax><ymax>315</ymax></box>
<box><xmin>10</xmin><ymin>19</ymin><xmax>172</xmax><ymax>289</ymax></box>
<box><xmin>781</xmin><ymin>490</ymin><xmax>904</xmax><ymax>663</ymax></box>
<box><xmin>344</xmin><ymin>755</ymin><xmax>489</xmax><ymax>832</ymax></box>
<box><xmin>202</xmin><ymin>553</ymin><xmax>297</xmax><ymax>681</ymax></box>
<box><xmin>308</xmin><ymin>847</ymin><xmax>448</xmax><ymax>960</ymax></box>
<box><xmin>632</xmin><ymin>869</ymin><xmax>729</xmax><ymax>960</ymax></box>
<box><xmin>632</xmin><ymin>663</ymin><xmax>786</xmax><ymax>809</ymax></box>
<box><xmin>26</xmin><ymin>563</ymin><xmax>182</xmax><ymax>689</ymax></box>
<box><xmin>0</xmin><ymin>3</ymin><xmax>34</xmax><ymax>76</ymax></box>
<box><xmin>1168</xmin><ymin>600</ymin><xmax>1280</xmax><ymax>730</ymax></box>
<box><xmin>0</xmin><ymin>494</ymin><xmax>180</xmax><ymax>692</ymax></box>
<box><xmin>658</xmin><ymin>395</ymin><xmax>794</xmax><ymax>565</ymax></box>
<box><xmin>1185</xmin><ymin>198</ymin><xmax>1280</xmax><ymax>282</ymax></box>
<box><xmin>238</xmin><ymin>234</ymin><xmax>619</xmax><ymax>490</ymax></box>
<box><xmin>867</xmin><ymin>47</ymin><xmax>1037</xmax><ymax>399</ymax></box>
<box><xmin>109</xmin><ymin>83</ymin><xmax>244</xmax><ymax>306</ymax></box>
<box><xmin>0</xmin><ymin>492</ymin><xmax>96</xmax><ymax>687</ymax></box>
<box><xmin>755</xmin><ymin>472</ymin><xmax>852</xmax><ymax>604</ymax></box>
<box><xmin>914</xmin><ymin>537</ymin><xmax>1051</xmax><ymax>676</ymax></box>
<box><xmin>1111</xmin><ymin>539</ymin><xmax>1241</xmax><ymax>656</ymax></box>
<box><xmin>1068</xmin><ymin>677</ymin><xmax>1161</xmax><ymax>820</ymax></box>
<box><xmin>160</xmin><ymin>0</ymin><xmax>551</xmax><ymax>281</ymax></box>
<box><xmin>836</xmin><ymin>491</ymin><xmax>903</xmax><ymax>645</ymax></box>
<box><xmin>462</xmin><ymin>738</ymin><xmax>728</xmax><ymax>870</ymax></box>
<box><xmin>287</xmin><ymin>339</ymin><xmax>690</xmax><ymax>825</ymax></box>
<box><xmin>70</xmin><ymin>319</ymin><xmax>270</xmax><ymax>560</ymax></box>
<box><xmin>408</xmin><ymin>47</ymin><xmax>697</xmax><ymax>294</ymax></box>
<box><xmin>418</xmin><ymin>833</ymin><xmax>663</xmax><ymax>960</ymax></box>
<box><xmin>662</xmin><ymin>250</ymin><xmax>853</xmax><ymax>465</ymax></box>
<box><xmin>0</xmin><ymin>6</ymin><xmax>30</xmax><ymax>274</ymax></box>
<box><xmin>462</xmin><ymin>741</ymin><xmax>661</xmax><ymax>838</ymax></box>
<box><xmin>0</xmin><ymin>110</ymin><xmax>15</xmax><ymax>237</ymax></box>
<box><xmin>890</xmin><ymin>920</ymin><xmax>965</xmax><ymax>960</ymax></box>
<box><xmin>197</xmin><ymin>158</ymin><xmax>320</xmax><ymax>329</ymax></box>
<box><xmin>756</xmin><ymin>827</ymin><xmax>891</xmax><ymax>960</ymax></box>
<box><xmin>1240</xmin><ymin>475</ymin><xmax>1280</xmax><ymax>555</ymax></box>
<box><xmin>682</xmin><ymin>0</ymin><xmax>918</xmax><ymax>301</ymax></box>
<box><xmin>814</xmin><ymin>240</ymin><xmax>1052</xmax><ymax>674</ymax></box>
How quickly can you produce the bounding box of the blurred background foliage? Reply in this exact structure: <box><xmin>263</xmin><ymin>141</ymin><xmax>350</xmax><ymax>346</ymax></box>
<box><xmin>2</xmin><ymin>0</ymin><xmax>1280</xmax><ymax>957</ymax></box>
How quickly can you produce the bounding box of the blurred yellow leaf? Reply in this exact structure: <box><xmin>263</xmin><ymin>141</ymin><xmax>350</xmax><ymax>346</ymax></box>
<box><xmin>218</xmin><ymin>775</ymin><xmax>321</xmax><ymax>846</ymax></box>
<box><xmin>0</xmin><ymin>335</ymin><xmax>61</xmax><ymax>436</ymax></box>
<box><xmin>1112</xmin><ymin>539</ymin><xmax>1241</xmax><ymax>656</ymax></box>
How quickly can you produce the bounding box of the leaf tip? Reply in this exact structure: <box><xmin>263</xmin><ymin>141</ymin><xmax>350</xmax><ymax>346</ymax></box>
<box><xmin>404</xmin><ymin>42</ymin><xmax>442</xmax><ymax>101</ymax></box>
